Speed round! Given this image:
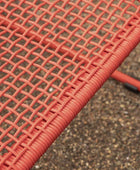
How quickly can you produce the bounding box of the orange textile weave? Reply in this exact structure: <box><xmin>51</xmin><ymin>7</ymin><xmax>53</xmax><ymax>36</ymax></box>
<box><xmin>0</xmin><ymin>0</ymin><xmax>140</xmax><ymax>169</ymax></box>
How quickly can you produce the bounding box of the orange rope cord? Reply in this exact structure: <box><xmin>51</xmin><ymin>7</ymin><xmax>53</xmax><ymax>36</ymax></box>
<box><xmin>112</xmin><ymin>70</ymin><xmax>140</xmax><ymax>91</ymax></box>
<box><xmin>0</xmin><ymin>0</ymin><xmax>140</xmax><ymax>169</ymax></box>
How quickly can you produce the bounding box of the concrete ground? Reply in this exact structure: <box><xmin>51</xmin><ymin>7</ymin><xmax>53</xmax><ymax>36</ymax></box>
<box><xmin>32</xmin><ymin>44</ymin><xmax>140</xmax><ymax>170</ymax></box>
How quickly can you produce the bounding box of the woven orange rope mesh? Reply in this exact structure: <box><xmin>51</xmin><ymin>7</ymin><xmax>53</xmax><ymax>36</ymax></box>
<box><xmin>0</xmin><ymin>0</ymin><xmax>140</xmax><ymax>169</ymax></box>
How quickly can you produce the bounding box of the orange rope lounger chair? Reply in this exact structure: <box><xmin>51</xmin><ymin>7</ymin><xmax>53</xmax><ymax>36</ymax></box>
<box><xmin>0</xmin><ymin>0</ymin><xmax>140</xmax><ymax>169</ymax></box>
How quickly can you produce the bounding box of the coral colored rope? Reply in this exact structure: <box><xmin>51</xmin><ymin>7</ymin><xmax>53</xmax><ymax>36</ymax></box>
<box><xmin>111</xmin><ymin>70</ymin><xmax>140</xmax><ymax>91</ymax></box>
<box><xmin>0</xmin><ymin>0</ymin><xmax>140</xmax><ymax>169</ymax></box>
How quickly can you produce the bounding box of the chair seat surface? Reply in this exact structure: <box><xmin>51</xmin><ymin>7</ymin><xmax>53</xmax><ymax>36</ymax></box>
<box><xmin>0</xmin><ymin>0</ymin><xmax>140</xmax><ymax>169</ymax></box>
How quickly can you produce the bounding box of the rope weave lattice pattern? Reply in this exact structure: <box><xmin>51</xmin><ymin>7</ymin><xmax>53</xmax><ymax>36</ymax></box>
<box><xmin>0</xmin><ymin>0</ymin><xmax>140</xmax><ymax>169</ymax></box>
